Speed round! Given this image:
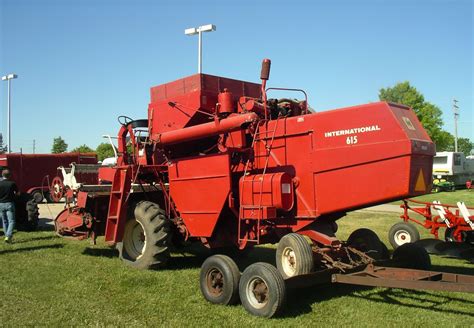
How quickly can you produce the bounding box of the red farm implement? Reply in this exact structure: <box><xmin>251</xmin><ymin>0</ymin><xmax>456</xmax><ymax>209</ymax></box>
<box><xmin>53</xmin><ymin>59</ymin><xmax>474</xmax><ymax>317</ymax></box>
<box><xmin>388</xmin><ymin>198</ymin><xmax>474</xmax><ymax>249</ymax></box>
<box><xmin>0</xmin><ymin>152</ymin><xmax>97</xmax><ymax>230</ymax></box>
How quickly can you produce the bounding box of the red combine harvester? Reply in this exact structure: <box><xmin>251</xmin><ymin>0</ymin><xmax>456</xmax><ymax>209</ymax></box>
<box><xmin>54</xmin><ymin>60</ymin><xmax>474</xmax><ymax>317</ymax></box>
<box><xmin>0</xmin><ymin>152</ymin><xmax>97</xmax><ymax>230</ymax></box>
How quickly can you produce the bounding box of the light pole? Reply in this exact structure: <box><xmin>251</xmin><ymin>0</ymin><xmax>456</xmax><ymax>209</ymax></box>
<box><xmin>1</xmin><ymin>73</ymin><xmax>18</xmax><ymax>153</ymax></box>
<box><xmin>184</xmin><ymin>24</ymin><xmax>216</xmax><ymax>74</ymax></box>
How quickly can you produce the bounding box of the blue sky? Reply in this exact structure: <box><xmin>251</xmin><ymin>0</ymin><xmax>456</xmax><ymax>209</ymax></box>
<box><xmin>0</xmin><ymin>0</ymin><xmax>472</xmax><ymax>153</ymax></box>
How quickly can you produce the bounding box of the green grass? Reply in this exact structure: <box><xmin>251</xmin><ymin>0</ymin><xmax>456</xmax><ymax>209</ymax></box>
<box><xmin>1</xmin><ymin>212</ymin><xmax>474</xmax><ymax>327</ymax></box>
<box><xmin>390</xmin><ymin>189</ymin><xmax>474</xmax><ymax>206</ymax></box>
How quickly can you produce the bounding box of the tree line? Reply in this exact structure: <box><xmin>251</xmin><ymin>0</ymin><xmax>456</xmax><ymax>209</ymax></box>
<box><xmin>51</xmin><ymin>137</ymin><xmax>115</xmax><ymax>161</ymax></box>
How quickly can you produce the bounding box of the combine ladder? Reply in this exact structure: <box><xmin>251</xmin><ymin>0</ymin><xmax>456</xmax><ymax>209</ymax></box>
<box><xmin>238</xmin><ymin>119</ymin><xmax>280</xmax><ymax>244</ymax></box>
<box><xmin>104</xmin><ymin>167</ymin><xmax>132</xmax><ymax>244</ymax></box>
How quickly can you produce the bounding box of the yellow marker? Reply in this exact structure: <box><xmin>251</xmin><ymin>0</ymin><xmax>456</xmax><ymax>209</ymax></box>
<box><xmin>415</xmin><ymin>168</ymin><xmax>426</xmax><ymax>191</ymax></box>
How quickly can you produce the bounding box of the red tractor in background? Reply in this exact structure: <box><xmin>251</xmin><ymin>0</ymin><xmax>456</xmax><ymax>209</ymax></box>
<box><xmin>54</xmin><ymin>60</ymin><xmax>446</xmax><ymax>316</ymax></box>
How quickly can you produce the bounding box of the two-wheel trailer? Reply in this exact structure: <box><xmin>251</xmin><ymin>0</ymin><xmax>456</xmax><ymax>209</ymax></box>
<box><xmin>200</xmin><ymin>242</ymin><xmax>474</xmax><ymax>317</ymax></box>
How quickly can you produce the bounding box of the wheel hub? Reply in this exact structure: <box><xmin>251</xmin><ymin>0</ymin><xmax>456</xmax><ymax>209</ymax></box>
<box><xmin>394</xmin><ymin>230</ymin><xmax>410</xmax><ymax>245</ymax></box>
<box><xmin>282</xmin><ymin>247</ymin><xmax>297</xmax><ymax>276</ymax></box>
<box><xmin>124</xmin><ymin>220</ymin><xmax>146</xmax><ymax>260</ymax></box>
<box><xmin>247</xmin><ymin>277</ymin><xmax>269</xmax><ymax>309</ymax></box>
<box><xmin>206</xmin><ymin>268</ymin><xmax>224</xmax><ymax>296</ymax></box>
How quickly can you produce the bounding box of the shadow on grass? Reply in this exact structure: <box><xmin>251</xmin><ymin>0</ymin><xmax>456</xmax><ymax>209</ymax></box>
<box><xmin>282</xmin><ymin>281</ymin><xmax>474</xmax><ymax>318</ymax></box>
<box><xmin>0</xmin><ymin>243</ymin><xmax>63</xmax><ymax>255</ymax></box>
<box><xmin>165</xmin><ymin>244</ymin><xmax>277</xmax><ymax>271</ymax></box>
<box><xmin>80</xmin><ymin>243</ymin><xmax>278</xmax><ymax>271</ymax></box>
<box><xmin>14</xmin><ymin>235</ymin><xmax>57</xmax><ymax>244</ymax></box>
<box><xmin>430</xmin><ymin>264</ymin><xmax>474</xmax><ymax>275</ymax></box>
<box><xmin>37</xmin><ymin>219</ymin><xmax>55</xmax><ymax>231</ymax></box>
<box><xmin>82</xmin><ymin>247</ymin><xmax>118</xmax><ymax>258</ymax></box>
<box><xmin>350</xmin><ymin>288</ymin><xmax>474</xmax><ymax>317</ymax></box>
<box><xmin>283</xmin><ymin>284</ymin><xmax>373</xmax><ymax>317</ymax></box>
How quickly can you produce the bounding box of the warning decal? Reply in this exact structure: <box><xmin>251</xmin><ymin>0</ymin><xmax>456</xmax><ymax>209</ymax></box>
<box><xmin>414</xmin><ymin>169</ymin><xmax>426</xmax><ymax>192</ymax></box>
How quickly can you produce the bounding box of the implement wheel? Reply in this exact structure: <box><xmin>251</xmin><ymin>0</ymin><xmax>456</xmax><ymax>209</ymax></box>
<box><xmin>347</xmin><ymin>228</ymin><xmax>388</xmax><ymax>260</ymax></box>
<box><xmin>200</xmin><ymin>255</ymin><xmax>240</xmax><ymax>305</ymax></box>
<box><xmin>25</xmin><ymin>200</ymin><xmax>39</xmax><ymax>231</ymax></box>
<box><xmin>239</xmin><ymin>263</ymin><xmax>286</xmax><ymax>318</ymax></box>
<box><xmin>392</xmin><ymin>243</ymin><xmax>431</xmax><ymax>270</ymax></box>
<box><xmin>445</xmin><ymin>228</ymin><xmax>471</xmax><ymax>243</ymax></box>
<box><xmin>49</xmin><ymin>176</ymin><xmax>65</xmax><ymax>203</ymax></box>
<box><xmin>276</xmin><ymin>233</ymin><xmax>314</xmax><ymax>279</ymax></box>
<box><xmin>31</xmin><ymin>190</ymin><xmax>44</xmax><ymax>203</ymax></box>
<box><xmin>118</xmin><ymin>201</ymin><xmax>171</xmax><ymax>270</ymax></box>
<box><xmin>388</xmin><ymin>222</ymin><xmax>420</xmax><ymax>249</ymax></box>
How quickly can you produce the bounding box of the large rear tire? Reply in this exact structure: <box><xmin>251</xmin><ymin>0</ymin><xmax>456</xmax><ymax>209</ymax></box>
<box><xmin>200</xmin><ymin>255</ymin><xmax>240</xmax><ymax>305</ymax></box>
<box><xmin>118</xmin><ymin>201</ymin><xmax>171</xmax><ymax>270</ymax></box>
<box><xmin>276</xmin><ymin>233</ymin><xmax>314</xmax><ymax>279</ymax></box>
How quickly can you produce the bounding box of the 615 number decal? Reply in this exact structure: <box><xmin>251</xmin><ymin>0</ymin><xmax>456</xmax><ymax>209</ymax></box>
<box><xmin>346</xmin><ymin>136</ymin><xmax>358</xmax><ymax>145</ymax></box>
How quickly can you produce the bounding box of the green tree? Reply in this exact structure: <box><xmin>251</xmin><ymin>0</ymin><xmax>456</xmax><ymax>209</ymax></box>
<box><xmin>51</xmin><ymin>136</ymin><xmax>68</xmax><ymax>153</ymax></box>
<box><xmin>379</xmin><ymin>82</ymin><xmax>445</xmax><ymax>147</ymax></box>
<box><xmin>96</xmin><ymin>142</ymin><xmax>116</xmax><ymax>161</ymax></box>
<box><xmin>0</xmin><ymin>133</ymin><xmax>7</xmax><ymax>154</ymax></box>
<box><xmin>72</xmin><ymin>144</ymin><xmax>94</xmax><ymax>153</ymax></box>
<box><xmin>441</xmin><ymin>137</ymin><xmax>473</xmax><ymax>156</ymax></box>
<box><xmin>434</xmin><ymin>130</ymin><xmax>455</xmax><ymax>152</ymax></box>
<box><xmin>458</xmin><ymin>138</ymin><xmax>474</xmax><ymax>156</ymax></box>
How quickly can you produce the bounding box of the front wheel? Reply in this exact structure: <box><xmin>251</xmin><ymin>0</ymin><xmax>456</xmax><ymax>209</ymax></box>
<box><xmin>276</xmin><ymin>233</ymin><xmax>314</xmax><ymax>279</ymax></box>
<box><xmin>118</xmin><ymin>201</ymin><xmax>171</xmax><ymax>270</ymax></box>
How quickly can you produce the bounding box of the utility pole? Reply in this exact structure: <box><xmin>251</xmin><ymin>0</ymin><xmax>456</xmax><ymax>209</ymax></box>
<box><xmin>453</xmin><ymin>99</ymin><xmax>459</xmax><ymax>152</ymax></box>
<box><xmin>33</xmin><ymin>139</ymin><xmax>36</xmax><ymax>154</ymax></box>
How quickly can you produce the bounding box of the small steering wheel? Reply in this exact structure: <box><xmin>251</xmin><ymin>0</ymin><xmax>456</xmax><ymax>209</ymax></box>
<box><xmin>117</xmin><ymin>115</ymin><xmax>134</xmax><ymax>126</ymax></box>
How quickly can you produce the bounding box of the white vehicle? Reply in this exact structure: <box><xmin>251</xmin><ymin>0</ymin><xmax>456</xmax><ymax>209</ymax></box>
<box><xmin>433</xmin><ymin>151</ymin><xmax>474</xmax><ymax>185</ymax></box>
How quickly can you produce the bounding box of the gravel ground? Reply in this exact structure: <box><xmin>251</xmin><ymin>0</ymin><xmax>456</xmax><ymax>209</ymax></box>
<box><xmin>38</xmin><ymin>203</ymin><xmax>64</xmax><ymax>227</ymax></box>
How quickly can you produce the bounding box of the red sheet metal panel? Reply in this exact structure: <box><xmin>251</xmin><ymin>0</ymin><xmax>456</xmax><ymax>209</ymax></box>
<box><xmin>148</xmin><ymin>74</ymin><xmax>261</xmax><ymax>135</ymax></box>
<box><xmin>253</xmin><ymin>102</ymin><xmax>434</xmax><ymax>218</ymax></box>
<box><xmin>168</xmin><ymin>153</ymin><xmax>231</xmax><ymax>237</ymax></box>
